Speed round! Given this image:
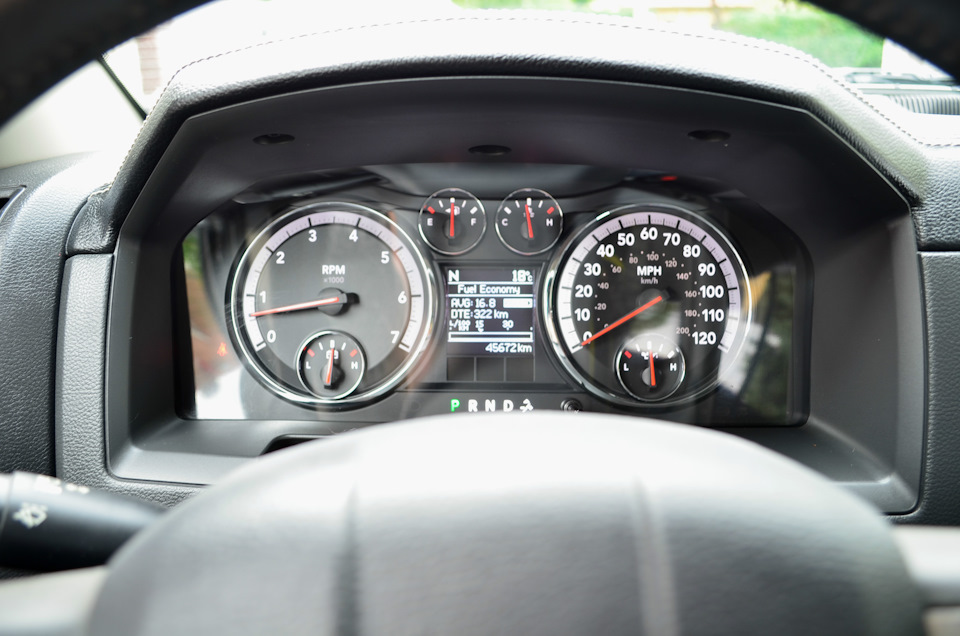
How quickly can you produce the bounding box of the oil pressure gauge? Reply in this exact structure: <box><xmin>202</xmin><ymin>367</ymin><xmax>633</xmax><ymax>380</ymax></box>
<box><xmin>298</xmin><ymin>331</ymin><xmax>366</xmax><ymax>399</ymax></box>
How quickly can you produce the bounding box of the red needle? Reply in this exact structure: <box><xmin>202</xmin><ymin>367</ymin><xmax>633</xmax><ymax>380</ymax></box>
<box><xmin>649</xmin><ymin>351</ymin><xmax>656</xmax><ymax>388</ymax></box>
<box><xmin>579</xmin><ymin>296</ymin><xmax>663</xmax><ymax>347</ymax></box>
<box><xmin>449</xmin><ymin>199</ymin><xmax>455</xmax><ymax>238</ymax></box>
<box><xmin>525</xmin><ymin>203</ymin><xmax>535</xmax><ymax>240</ymax></box>
<box><xmin>250</xmin><ymin>296</ymin><xmax>343</xmax><ymax>317</ymax></box>
<box><xmin>325</xmin><ymin>350</ymin><xmax>335</xmax><ymax>386</ymax></box>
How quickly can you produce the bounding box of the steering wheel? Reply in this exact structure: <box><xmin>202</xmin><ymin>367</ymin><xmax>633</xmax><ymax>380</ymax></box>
<box><xmin>0</xmin><ymin>1</ymin><xmax>953</xmax><ymax>634</ymax></box>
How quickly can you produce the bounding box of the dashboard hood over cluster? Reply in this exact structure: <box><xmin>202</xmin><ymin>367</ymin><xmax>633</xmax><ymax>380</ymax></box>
<box><xmin>66</xmin><ymin>14</ymin><xmax>960</xmax><ymax>255</ymax></box>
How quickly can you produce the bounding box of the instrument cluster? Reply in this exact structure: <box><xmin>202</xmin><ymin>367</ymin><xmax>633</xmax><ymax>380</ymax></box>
<box><xmin>182</xmin><ymin>165</ymin><xmax>808</xmax><ymax>427</ymax></box>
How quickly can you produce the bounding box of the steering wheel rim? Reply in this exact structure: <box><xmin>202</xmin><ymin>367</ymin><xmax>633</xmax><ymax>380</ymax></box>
<box><xmin>87</xmin><ymin>413</ymin><xmax>923</xmax><ymax>635</ymax></box>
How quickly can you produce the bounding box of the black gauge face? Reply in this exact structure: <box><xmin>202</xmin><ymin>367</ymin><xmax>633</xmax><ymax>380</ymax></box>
<box><xmin>545</xmin><ymin>205</ymin><xmax>751</xmax><ymax>407</ymax></box>
<box><xmin>298</xmin><ymin>331</ymin><xmax>366</xmax><ymax>399</ymax></box>
<box><xmin>418</xmin><ymin>188</ymin><xmax>486</xmax><ymax>255</ymax></box>
<box><xmin>229</xmin><ymin>202</ymin><xmax>435</xmax><ymax>406</ymax></box>
<box><xmin>496</xmin><ymin>188</ymin><xmax>563</xmax><ymax>255</ymax></box>
<box><xmin>616</xmin><ymin>333</ymin><xmax>686</xmax><ymax>401</ymax></box>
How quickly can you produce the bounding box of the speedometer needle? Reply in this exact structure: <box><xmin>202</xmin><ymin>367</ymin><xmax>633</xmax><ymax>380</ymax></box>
<box><xmin>250</xmin><ymin>293</ymin><xmax>347</xmax><ymax>317</ymax></box>
<box><xmin>579</xmin><ymin>295</ymin><xmax>663</xmax><ymax>347</ymax></box>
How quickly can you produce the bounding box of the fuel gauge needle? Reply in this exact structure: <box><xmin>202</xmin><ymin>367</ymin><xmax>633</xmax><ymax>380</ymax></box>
<box><xmin>579</xmin><ymin>295</ymin><xmax>663</xmax><ymax>347</ymax></box>
<box><xmin>449</xmin><ymin>199</ymin><xmax>456</xmax><ymax>238</ymax></box>
<box><xmin>250</xmin><ymin>293</ymin><xmax>348</xmax><ymax>317</ymax></box>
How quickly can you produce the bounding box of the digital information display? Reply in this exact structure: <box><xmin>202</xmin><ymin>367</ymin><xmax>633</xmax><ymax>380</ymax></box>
<box><xmin>444</xmin><ymin>266</ymin><xmax>536</xmax><ymax>357</ymax></box>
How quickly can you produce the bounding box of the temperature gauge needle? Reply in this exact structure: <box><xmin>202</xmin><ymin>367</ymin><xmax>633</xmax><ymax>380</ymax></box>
<box><xmin>579</xmin><ymin>295</ymin><xmax>663</xmax><ymax>347</ymax></box>
<box><xmin>649</xmin><ymin>350</ymin><xmax>656</xmax><ymax>388</ymax></box>
<box><xmin>250</xmin><ymin>292</ymin><xmax>349</xmax><ymax>317</ymax></box>
<box><xmin>525</xmin><ymin>203</ymin><xmax>535</xmax><ymax>240</ymax></box>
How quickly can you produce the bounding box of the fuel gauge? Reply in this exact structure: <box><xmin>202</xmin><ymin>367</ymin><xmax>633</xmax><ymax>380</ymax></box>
<box><xmin>418</xmin><ymin>188</ymin><xmax>486</xmax><ymax>255</ymax></box>
<box><xmin>496</xmin><ymin>188</ymin><xmax>563</xmax><ymax>255</ymax></box>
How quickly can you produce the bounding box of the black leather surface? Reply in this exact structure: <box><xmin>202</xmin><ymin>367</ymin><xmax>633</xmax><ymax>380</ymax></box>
<box><xmin>89</xmin><ymin>415</ymin><xmax>923</xmax><ymax>635</ymax></box>
<box><xmin>814</xmin><ymin>0</ymin><xmax>960</xmax><ymax>79</ymax></box>
<box><xmin>900</xmin><ymin>254</ymin><xmax>960</xmax><ymax>525</ymax></box>
<box><xmin>57</xmin><ymin>255</ymin><xmax>198</xmax><ymax>508</ymax></box>
<box><xmin>0</xmin><ymin>154</ymin><xmax>114</xmax><ymax>476</ymax></box>
<box><xmin>0</xmin><ymin>0</ymin><xmax>203</xmax><ymax>125</ymax></box>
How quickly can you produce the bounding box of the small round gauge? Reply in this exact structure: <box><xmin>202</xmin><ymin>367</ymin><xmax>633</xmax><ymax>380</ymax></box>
<box><xmin>418</xmin><ymin>188</ymin><xmax>486</xmax><ymax>255</ymax></box>
<box><xmin>544</xmin><ymin>203</ymin><xmax>751</xmax><ymax>407</ymax></box>
<box><xmin>298</xmin><ymin>331</ymin><xmax>366</xmax><ymax>399</ymax></box>
<box><xmin>495</xmin><ymin>188</ymin><xmax>563</xmax><ymax>255</ymax></box>
<box><xmin>616</xmin><ymin>333</ymin><xmax>686</xmax><ymax>401</ymax></box>
<box><xmin>229</xmin><ymin>202</ymin><xmax>436</xmax><ymax>407</ymax></box>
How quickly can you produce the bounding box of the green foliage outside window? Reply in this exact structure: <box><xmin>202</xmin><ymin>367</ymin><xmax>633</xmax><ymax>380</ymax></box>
<box><xmin>449</xmin><ymin>0</ymin><xmax>883</xmax><ymax>67</ymax></box>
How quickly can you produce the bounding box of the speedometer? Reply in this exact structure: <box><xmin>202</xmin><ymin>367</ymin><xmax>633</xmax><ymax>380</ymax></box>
<box><xmin>544</xmin><ymin>204</ymin><xmax>752</xmax><ymax>406</ymax></box>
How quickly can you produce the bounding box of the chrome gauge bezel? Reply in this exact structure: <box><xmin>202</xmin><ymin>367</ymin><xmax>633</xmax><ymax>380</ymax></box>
<box><xmin>542</xmin><ymin>203</ymin><xmax>753</xmax><ymax>408</ymax></box>
<box><xmin>494</xmin><ymin>188</ymin><xmax>564</xmax><ymax>256</ymax></box>
<box><xmin>228</xmin><ymin>202</ymin><xmax>437</xmax><ymax>408</ymax></box>
<box><xmin>417</xmin><ymin>187</ymin><xmax>487</xmax><ymax>256</ymax></box>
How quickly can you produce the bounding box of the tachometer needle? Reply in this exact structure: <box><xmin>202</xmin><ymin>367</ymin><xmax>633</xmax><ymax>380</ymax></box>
<box><xmin>579</xmin><ymin>295</ymin><xmax>663</xmax><ymax>347</ymax></box>
<box><xmin>250</xmin><ymin>294</ymin><xmax>347</xmax><ymax>317</ymax></box>
<box><xmin>525</xmin><ymin>203</ymin><xmax>534</xmax><ymax>240</ymax></box>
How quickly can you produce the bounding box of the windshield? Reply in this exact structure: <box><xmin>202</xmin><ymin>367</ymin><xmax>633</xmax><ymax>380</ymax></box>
<box><xmin>102</xmin><ymin>0</ymin><xmax>919</xmax><ymax>113</ymax></box>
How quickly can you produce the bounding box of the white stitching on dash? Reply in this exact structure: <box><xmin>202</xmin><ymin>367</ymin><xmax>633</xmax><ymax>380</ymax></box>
<box><xmin>161</xmin><ymin>14</ymin><xmax>960</xmax><ymax>149</ymax></box>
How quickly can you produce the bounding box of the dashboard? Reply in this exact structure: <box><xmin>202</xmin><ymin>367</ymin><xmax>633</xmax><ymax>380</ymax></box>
<box><xmin>0</xmin><ymin>16</ymin><xmax>945</xmax><ymax>524</ymax></box>
<box><xmin>182</xmin><ymin>164</ymin><xmax>808</xmax><ymax>429</ymax></box>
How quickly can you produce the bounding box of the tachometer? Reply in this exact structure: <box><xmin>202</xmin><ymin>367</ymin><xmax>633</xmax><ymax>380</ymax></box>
<box><xmin>544</xmin><ymin>204</ymin><xmax>751</xmax><ymax>406</ymax></box>
<box><xmin>229</xmin><ymin>202</ymin><xmax>436</xmax><ymax>406</ymax></box>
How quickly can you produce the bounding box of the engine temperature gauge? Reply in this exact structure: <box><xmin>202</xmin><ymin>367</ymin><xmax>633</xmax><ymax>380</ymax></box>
<box><xmin>496</xmin><ymin>188</ymin><xmax>563</xmax><ymax>255</ymax></box>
